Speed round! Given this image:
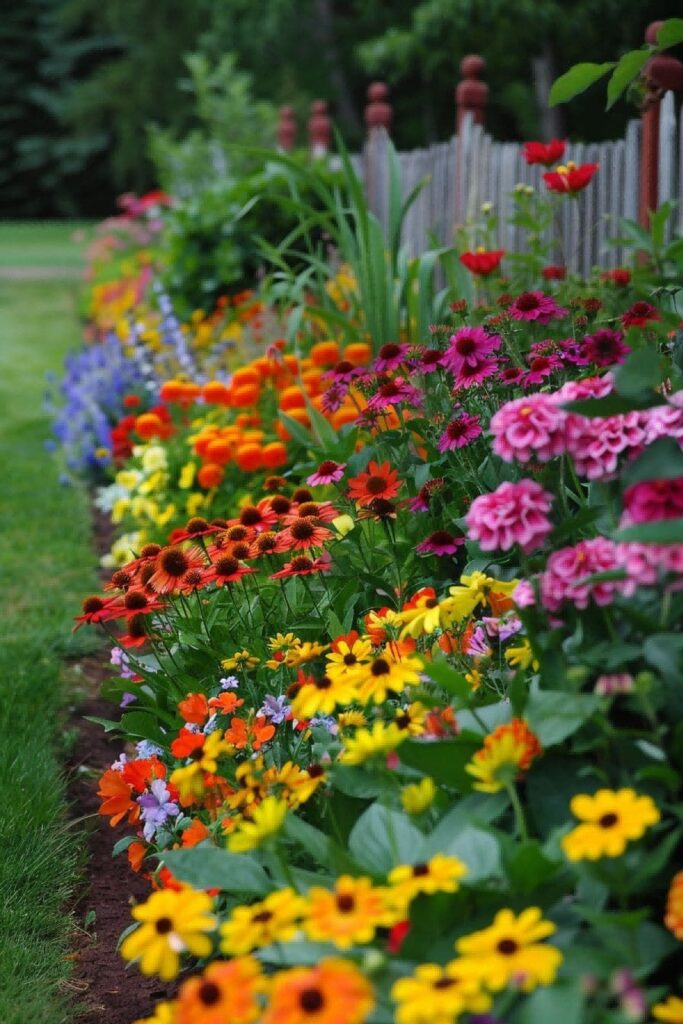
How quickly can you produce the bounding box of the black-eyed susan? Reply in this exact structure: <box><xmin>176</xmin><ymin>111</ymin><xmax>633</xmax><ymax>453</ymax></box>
<box><xmin>653</xmin><ymin>996</ymin><xmax>683</xmax><ymax>1023</ymax></box>
<box><xmin>221</xmin><ymin>649</ymin><xmax>261</xmax><ymax>671</ymax></box>
<box><xmin>401</xmin><ymin>777</ymin><xmax>437</xmax><ymax>815</ymax></box>
<box><xmin>391</xmin><ymin>961</ymin><xmax>492</xmax><ymax>1024</ymax></box>
<box><xmin>220</xmin><ymin>888</ymin><xmax>306</xmax><ymax>955</ymax></box>
<box><xmin>262</xmin><ymin>957</ymin><xmax>374</xmax><ymax>1024</ymax></box>
<box><xmin>665</xmin><ymin>871</ymin><xmax>683</xmax><ymax>940</ymax></box>
<box><xmin>120</xmin><ymin>887</ymin><xmax>216</xmax><ymax>981</ymax></box>
<box><xmin>338</xmin><ymin>721</ymin><xmax>406</xmax><ymax>765</ymax></box>
<box><xmin>356</xmin><ymin>650</ymin><xmax>423</xmax><ymax>704</ymax></box>
<box><xmin>561</xmin><ymin>788</ymin><xmax>660</xmax><ymax>861</ymax></box>
<box><xmin>455</xmin><ymin>907</ymin><xmax>562</xmax><ymax>992</ymax></box>
<box><xmin>465</xmin><ymin>718</ymin><xmax>542</xmax><ymax>794</ymax></box>
<box><xmin>394</xmin><ymin>701</ymin><xmax>428</xmax><ymax>736</ymax></box>
<box><xmin>285</xmin><ymin>641</ymin><xmax>329</xmax><ymax>668</ymax></box>
<box><xmin>337</xmin><ymin>709</ymin><xmax>367</xmax><ymax>730</ymax></box>
<box><xmin>290</xmin><ymin>673</ymin><xmax>359</xmax><ymax>719</ymax></box>
<box><xmin>304</xmin><ymin>876</ymin><xmax>394</xmax><ymax>949</ymax></box>
<box><xmin>326</xmin><ymin>636</ymin><xmax>373</xmax><ymax>681</ymax></box>
<box><xmin>388</xmin><ymin>854</ymin><xmax>467</xmax><ymax>908</ymax></box>
<box><xmin>228</xmin><ymin>795</ymin><xmax>287</xmax><ymax>853</ymax></box>
<box><xmin>175</xmin><ymin>956</ymin><xmax>266</xmax><ymax>1024</ymax></box>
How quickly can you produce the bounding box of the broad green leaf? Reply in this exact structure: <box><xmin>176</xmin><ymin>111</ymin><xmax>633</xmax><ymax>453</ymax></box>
<box><xmin>525</xmin><ymin>689</ymin><xmax>599</xmax><ymax>746</ymax></box>
<box><xmin>119</xmin><ymin>710</ymin><xmax>165</xmax><ymax>744</ymax></box>
<box><xmin>426</xmin><ymin>825</ymin><xmax>502</xmax><ymax>882</ymax></box>
<box><xmin>549</xmin><ymin>62</ymin><xmax>615</xmax><ymax>106</ymax></box>
<box><xmin>517</xmin><ymin>982</ymin><xmax>584</xmax><ymax>1024</ymax></box>
<box><xmin>504</xmin><ymin>840</ymin><xmax>559</xmax><ymax>894</ymax></box>
<box><xmin>112</xmin><ymin>834</ymin><xmax>139</xmax><ymax>857</ymax></box>
<box><xmin>622</xmin><ymin>437</ymin><xmax>683</xmax><ymax>486</ymax></box>
<box><xmin>657</xmin><ymin>18</ymin><xmax>683</xmax><ymax>49</ymax></box>
<box><xmin>614</xmin><ymin>349</ymin><xmax>663</xmax><ymax>397</ymax></box>
<box><xmin>399</xmin><ymin>737</ymin><xmax>481</xmax><ymax>791</ymax></box>
<box><xmin>607</xmin><ymin>49</ymin><xmax>652</xmax><ymax>109</ymax></box>
<box><xmin>349</xmin><ymin>803</ymin><xmax>426</xmax><ymax>873</ymax></box>
<box><xmin>615</xmin><ymin>517</ymin><xmax>683</xmax><ymax>543</ymax></box>
<box><xmin>420</xmin><ymin>656</ymin><xmax>471</xmax><ymax>702</ymax></box>
<box><xmin>283</xmin><ymin>813</ymin><xmax>356</xmax><ymax>872</ymax></box>
<box><xmin>161</xmin><ymin>846</ymin><xmax>270</xmax><ymax>894</ymax></box>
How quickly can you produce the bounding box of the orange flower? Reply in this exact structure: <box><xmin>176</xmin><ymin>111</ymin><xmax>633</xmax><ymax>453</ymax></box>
<box><xmin>263</xmin><ymin>958</ymin><xmax>374</xmax><ymax>1024</ymax></box>
<box><xmin>97</xmin><ymin>769</ymin><xmax>140</xmax><ymax>827</ymax></box>
<box><xmin>171</xmin><ymin>729</ymin><xmax>206</xmax><ymax>759</ymax></box>
<box><xmin>123</xmin><ymin>757</ymin><xmax>166</xmax><ymax>793</ymax></box>
<box><xmin>127</xmin><ymin>840</ymin><xmax>147</xmax><ymax>872</ymax></box>
<box><xmin>182</xmin><ymin>819</ymin><xmax>211</xmax><ymax>848</ymax></box>
<box><xmin>178</xmin><ymin>692</ymin><xmax>210</xmax><ymax>725</ymax></box>
<box><xmin>208</xmin><ymin>692</ymin><xmax>245</xmax><ymax>715</ymax></box>
<box><xmin>225</xmin><ymin>716</ymin><xmax>276</xmax><ymax>752</ymax></box>
<box><xmin>665</xmin><ymin>870</ymin><xmax>683</xmax><ymax>939</ymax></box>
<box><xmin>176</xmin><ymin>956</ymin><xmax>265</xmax><ymax>1024</ymax></box>
<box><xmin>347</xmin><ymin>460</ymin><xmax>401</xmax><ymax>507</ymax></box>
<box><xmin>149</xmin><ymin>546</ymin><xmax>206</xmax><ymax>594</ymax></box>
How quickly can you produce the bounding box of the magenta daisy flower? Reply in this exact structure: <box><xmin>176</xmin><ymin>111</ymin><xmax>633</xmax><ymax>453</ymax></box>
<box><xmin>498</xmin><ymin>365</ymin><xmax>525</xmax><ymax>386</ymax></box>
<box><xmin>374</xmin><ymin>342</ymin><xmax>410</xmax><ymax>372</ymax></box>
<box><xmin>442</xmin><ymin>326</ymin><xmax>501</xmax><ymax>376</ymax></box>
<box><xmin>509</xmin><ymin>291</ymin><xmax>567</xmax><ymax>324</ymax></box>
<box><xmin>320</xmin><ymin>383</ymin><xmax>347</xmax><ymax>413</ymax></box>
<box><xmin>581</xmin><ymin>328</ymin><xmax>631</xmax><ymax>367</ymax></box>
<box><xmin>416</xmin><ymin>530</ymin><xmax>465</xmax><ymax>556</ymax></box>
<box><xmin>306</xmin><ymin>460</ymin><xmax>347</xmax><ymax>486</ymax></box>
<box><xmin>366</xmin><ymin>376</ymin><xmax>424</xmax><ymax>411</ymax></box>
<box><xmin>453</xmin><ymin>357</ymin><xmax>499</xmax><ymax>390</ymax></box>
<box><xmin>324</xmin><ymin>360</ymin><xmax>366</xmax><ymax>385</ymax></box>
<box><xmin>522</xmin><ymin>353</ymin><xmax>563</xmax><ymax>387</ymax></box>
<box><xmin>417</xmin><ymin>348</ymin><xmax>446</xmax><ymax>373</ymax></box>
<box><xmin>437</xmin><ymin>412</ymin><xmax>482</xmax><ymax>451</ymax></box>
<box><xmin>408</xmin><ymin>478</ymin><xmax>445</xmax><ymax>512</ymax></box>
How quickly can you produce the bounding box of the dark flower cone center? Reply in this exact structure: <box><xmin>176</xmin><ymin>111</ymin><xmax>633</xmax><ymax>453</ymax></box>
<box><xmin>270</xmin><ymin>496</ymin><xmax>291</xmax><ymax>514</ymax></box>
<box><xmin>240</xmin><ymin>507</ymin><xmax>262</xmax><ymax>526</ymax></box>
<box><xmin>198</xmin><ymin>982</ymin><xmax>221</xmax><ymax>1006</ymax></box>
<box><xmin>379</xmin><ymin>343</ymin><xmax>400</xmax><ymax>359</ymax></box>
<box><xmin>412</xmin><ymin>863</ymin><xmax>429</xmax><ymax>876</ymax></box>
<box><xmin>291</xmin><ymin>521</ymin><xmax>315</xmax><ymax>540</ymax></box>
<box><xmin>315</xmin><ymin>676</ymin><xmax>333</xmax><ymax>690</ymax></box>
<box><xmin>141</xmin><ymin>543</ymin><xmax>161</xmax><ymax>558</ymax></box>
<box><xmin>371</xmin><ymin>658</ymin><xmax>391</xmax><ymax>677</ymax></box>
<box><xmin>366</xmin><ymin>475</ymin><xmax>387</xmax><ymax>495</ymax></box>
<box><xmin>227</xmin><ymin>526</ymin><xmax>249</xmax><ymax>541</ymax></box>
<box><xmin>253</xmin><ymin>910</ymin><xmax>274</xmax><ymax>923</ymax></box>
<box><xmin>124</xmin><ymin>591</ymin><xmax>149</xmax><ymax>610</ymax></box>
<box><xmin>317</xmin><ymin>460</ymin><xmax>338</xmax><ymax>475</ymax></box>
<box><xmin>155</xmin><ymin>916</ymin><xmax>173</xmax><ymax>935</ymax></box>
<box><xmin>186</xmin><ymin>517</ymin><xmax>209</xmax><ymax>534</ymax></box>
<box><xmin>298</xmin><ymin>502</ymin><xmax>321</xmax><ymax>518</ymax></box>
<box><xmin>516</xmin><ymin>293</ymin><xmax>540</xmax><ymax>311</ymax></box>
<box><xmin>456</xmin><ymin>336</ymin><xmax>476</xmax><ymax>355</ymax></box>
<box><xmin>599</xmin><ymin>812</ymin><xmax>619</xmax><ymax>828</ymax></box>
<box><xmin>159</xmin><ymin>548</ymin><xmax>189</xmax><ymax>577</ymax></box>
<box><xmin>290</xmin><ymin>556</ymin><xmax>314</xmax><ymax>572</ymax></box>
<box><xmin>300</xmin><ymin>988</ymin><xmax>325</xmax><ymax>1013</ymax></box>
<box><xmin>216</xmin><ymin>557</ymin><xmax>239</xmax><ymax>576</ymax></box>
<box><xmin>336</xmin><ymin>893</ymin><xmax>355</xmax><ymax>913</ymax></box>
<box><xmin>343</xmin><ymin>653</ymin><xmax>357</xmax><ymax>666</ymax></box>
<box><xmin>334</xmin><ymin>360</ymin><xmax>354</xmax><ymax>374</ymax></box>
<box><xmin>497</xmin><ymin>938</ymin><xmax>519</xmax><ymax>955</ymax></box>
<box><xmin>434</xmin><ymin>978</ymin><xmax>457</xmax><ymax>990</ymax></box>
<box><xmin>82</xmin><ymin>596</ymin><xmax>104</xmax><ymax>614</ymax></box>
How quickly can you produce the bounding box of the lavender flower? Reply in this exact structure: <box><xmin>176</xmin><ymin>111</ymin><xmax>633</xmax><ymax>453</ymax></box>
<box><xmin>259</xmin><ymin>694</ymin><xmax>290</xmax><ymax>725</ymax></box>
<box><xmin>137</xmin><ymin>779</ymin><xmax>180</xmax><ymax>841</ymax></box>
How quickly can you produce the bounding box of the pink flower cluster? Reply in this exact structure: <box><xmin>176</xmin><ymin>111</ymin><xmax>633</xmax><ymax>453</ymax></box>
<box><xmin>539</xmin><ymin>538</ymin><xmax>635</xmax><ymax>611</ymax></box>
<box><xmin>442</xmin><ymin>327</ymin><xmax>501</xmax><ymax>389</ymax></box>
<box><xmin>622</xmin><ymin>477</ymin><xmax>683</xmax><ymax>525</ymax></box>
<box><xmin>466</xmin><ymin>479</ymin><xmax>554</xmax><ymax>554</ymax></box>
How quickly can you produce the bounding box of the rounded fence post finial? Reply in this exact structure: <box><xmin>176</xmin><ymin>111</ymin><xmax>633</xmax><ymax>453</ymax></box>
<box><xmin>639</xmin><ymin>22</ymin><xmax>683</xmax><ymax>228</ymax></box>
<box><xmin>277</xmin><ymin>105</ymin><xmax>297</xmax><ymax>152</ymax></box>
<box><xmin>308</xmin><ymin>100</ymin><xmax>331</xmax><ymax>158</ymax></box>
<box><xmin>456</xmin><ymin>54</ymin><xmax>488</xmax><ymax>131</ymax></box>
<box><xmin>365</xmin><ymin>82</ymin><xmax>393</xmax><ymax>134</ymax></box>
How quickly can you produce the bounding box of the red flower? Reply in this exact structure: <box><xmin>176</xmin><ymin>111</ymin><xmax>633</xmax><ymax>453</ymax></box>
<box><xmin>601</xmin><ymin>268</ymin><xmax>631</xmax><ymax>287</ymax></box>
<box><xmin>543</xmin><ymin>162</ymin><xmax>599</xmax><ymax>195</ymax></box>
<box><xmin>347</xmin><ymin>460</ymin><xmax>401</xmax><ymax>507</ymax></box>
<box><xmin>621</xmin><ymin>301</ymin><xmax>660</xmax><ymax>328</ymax></box>
<box><xmin>541</xmin><ymin>265</ymin><xmax>566</xmax><ymax>281</ymax></box>
<box><xmin>523</xmin><ymin>139</ymin><xmax>566</xmax><ymax>166</ymax></box>
<box><xmin>459</xmin><ymin>249</ymin><xmax>505</xmax><ymax>276</ymax></box>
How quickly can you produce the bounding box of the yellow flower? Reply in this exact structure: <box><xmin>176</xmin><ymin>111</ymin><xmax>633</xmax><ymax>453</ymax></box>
<box><xmin>268</xmin><ymin>761</ymin><xmax>326</xmax><ymax>807</ymax></box>
<box><xmin>326</xmin><ymin>637</ymin><xmax>373</xmax><ymax>681</ymax></box>
<box><xmin>445</xmin><ymin>572</ymin><xmax>518</xmax><ymax>623</ymax></box>
<box><xmin>465</xmin><ymin>667</ymin><xmax>482</xmax><ymax>691</ymax></box>
<box><xmin>653</xmin><ymin>996</ymin><xmax>683</xmax><ymax>1022</ymax></box>
<box><xmin>388</xmin><ymin>854</ymin><xmax>467</xmax><ymax>908</ymax></box>
<box><xmin>392</xmin><ymin>961</ymin><xmax>491</xmax><ymax>1024</ymax></box>
<box><xmin>455</xmin><ymin>907</ymin><xmax>562</xmax><ymax>993</ymax></box>
<box><xmin>395</xmin><ymin>701</ymin><xmax>428</xmax><ymax>736</ymax></box>
<box><xmin>291</xmin><ymin>673</ymin><xmax>359</xmax><ymax>718</ymax></box>
<box><xmin>132</xmin><ymin>1001</ymin><xmax>177</xmax><ymax>1024</ymax></box>
<box><xmin>228</xmin><ymin>796</ymin><xmax>287</xmax><ymax>852</ymax></box>
<box><xmin>465</xmin><ymin>719</ymin><xmax>542</xmax><ymax>794</ymax></box>
<box><xmin>112</xmin><ymin>497</ymin><xmax>132</xmax><ymax>524</ymax></box>
<box><xmin>185</xmin><ymin>492</ymin><xmax>206</xmax><ymax>518</ymax></box>
<box><xmin>356</xmin><ymin>650</ymin><xmax>423</xmax><ymax>704</ymax></box>
<box><xmin>505</xmin><ymin>639</ymin><xmax>538</xmax><ymax>671</ymax></box>
<box><xmin>170</xmin><ymin>730</ymin><xmax>231</xmax><ymax>801</ymax></box>
<box><xmin>397</xmin><ymin>594</ymin><xmax>452</xmax><ymax>640</ymax></box>
<box><xmin>141</xmin><ymin>445</ymin><xmax>168</xmax><ymax>473</ymax></box>
<box><xmin>220</xmin><ymin>888</ymin><xmax>306</xmax><ymax>955</ymax></box>
<box><xmin>116</xmin><ymin>469</ymin><xmax>143</xmax><ymax>490</ymax></box>
<box><xmin>401</xmin><ymin>777</ymin><xmax>436</xmax><ymax>815</ymax></box>
<box><xmin>154</xmin><ymin>503</ymin><xmax>176</xmax><ymax>528</ymax></box>
<box><xmin>304</xmin><ymin>875</ymin><xmax>394</xmax><ymax>948</ymax></box>
<box><xmin>285</xmin><ymin>641</ymin><xmax>329</xmax><ymax>667</ymax></box>
<box><xmin>339</xmin><ymin>721</ymin><xmax>407</xmax><ymax>765</ymax></box>
<box><xmin>178</xmin><ymin>461</ymin><xmax>196</xmax><ymax>489</ymax></box>
<box><xmin>333</xmin><ymin>513</ymin><xmax>356</xmax><ymax>537</ymax></box>
<box><xmin>561</xmin><ymin>788</ymin><xmax>660</xmax><ymax>861</ymax></box>
<box><xmin>120</xmin><ymin>887</ymin><xmax>216</xmax><ymax>981</ymax></box>
<box><xmin>338</xmin><ymin>710</ymin><xmax>367</xmax><ymax>730</ymax></box>
<box><xmin>221</xmin><ymin>650</ymin><xmax>261</xmax><ymax>671</ymax></box>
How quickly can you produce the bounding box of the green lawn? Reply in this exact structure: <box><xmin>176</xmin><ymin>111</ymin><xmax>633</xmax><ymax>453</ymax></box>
<box><xmin>0</xmin><ymin>220</ymin><xmax>93</xmax><ymax>269</ymax></box>
<box><xmin>0</xmin><ymin>245</ymin><xmax>99</xmax><ymax>1022</ymax></box>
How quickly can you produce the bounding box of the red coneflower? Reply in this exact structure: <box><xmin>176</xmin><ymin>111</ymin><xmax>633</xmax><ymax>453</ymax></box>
<box><xmin>118</xmin><ymin>612</ymin><xmax>151</xmax><ymax>648</ymax></box>
<box><xmin>73</xmin><ymin>595</ymin><xmax>117</xmax><ymax>630</ymax></box>
<box><xmin>148</xmin><ymin>545</ymin><xmax>206</xmax><ymax>594</ymax></box>
<box><xmin>278</xmin><ymin>519</ymin><xmax>333</xmax><ymax>551</ymax></box>
<box><xmin>237</xmin><ymin>504</ymin><xmax>277</xmax><ymax>532</ymax></box>
<box><xmin>621</xmin><ymin>302</ymin><xmax>660</xmax><ymax>328</ymax></box>
<box><xmin>265</xmin><ymin>494</ymin><xmax>292</xmax><ymax>517</ymax></box>
<box><xmin>120</xmin><ymin>589</ymin><xmax>167</xmax><ymax>618</ymax></box>
<box><xmin>249</xmin><ymin>531</ymin><xmax>287</xmax><ymax>558</ymax></box>
<box><xmin>416</xmin><ymin>530</ymin><xmax>465</xmax><ymax>556</ymax></box>
<box><xmin>270</xmin><ymin>554</ymin><xmax>332</xmax><ymax>579</ymax></box>
<box><xmin>206</xmin><ymin>556</ymin><xmax>257</xmax><ymax>586</ymax></box>
<box><xmin>170</xmin><ymin>516</ymin><xmax>222</xmax><ymax>543</ymax></box>
<box><xmin>347</xmin><ymin>460</ymin><xmax>401</xmax><ymax>507</ymax></box>
<box><xmin>284</xmin><ymin>500</ymin><xmax>338</xmax><ymax>523</ymax></box>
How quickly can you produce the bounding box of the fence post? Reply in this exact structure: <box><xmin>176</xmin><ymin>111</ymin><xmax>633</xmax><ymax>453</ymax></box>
<box><xmin>276</xmin><ymin>106</ymin><xmax>297</xmax><ymax>152</ymax></box>
<box><xmin>638</xmin><ymin>21</ymin><xmax>683</xmax><ymax>227</ymax></box>
<box><xmin>364</xmin><ymin>83</ymin><xmax>393</xmax><ymax>229</ymax></box>
<box><xmin>456</xmin><ymin>54</ymin><xmax>488</xmax><ymax>132</ymax></box>
<box><xmin>308</xmin><ymin>100</ymin><xmax>331</xmax><ymax>158</ymax></box>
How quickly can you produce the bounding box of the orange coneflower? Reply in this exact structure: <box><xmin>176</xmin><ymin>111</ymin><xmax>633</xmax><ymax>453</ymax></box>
<box><xmin>284</xmin><ymin>500</ymin><xmax>338</xmax><ymax>524</ymax></box>
<box><xmin>149</xmin><ymin>545</ymin><xmax>207</xmax><ymax>594</ymax></box>
<box><xmin>278</xmin><ymin>519</ymin><xmax>333</xmax><ymax>552</ymax></box>
<box><xmin>171</xmin><ymin>516</ymin><xmax>223</xmax><ymax>543</ymax></box>
<box><xmin>270</xmin><ymin>554</ymin><xmax>333</xmax><ymax>579</ymax></box>
<box><xmin>347</xmin><ymin>460</ymin><xmax>401</xmax><ymax>507</ymax></box>
<box><xmin>206</xmin><ymin>556</ymin><xmax>257</xmax><ymax>587</ymax></box>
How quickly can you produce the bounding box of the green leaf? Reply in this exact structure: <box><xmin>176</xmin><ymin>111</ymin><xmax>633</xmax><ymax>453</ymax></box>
<box><xmin>657</xmin><ymin>18</ymin><xmax>683</xmax><ymax>49</ymax></box>
<box><xmin>622</xmin><ymin>437</ymin><xmax>683</xmax><ymax>486</ymax></box>
<box><xmin>615</xmin><ymin>348</ymin><xmax>663</xmax><ymax>397</ymax></box>
<box><xmin>504</xmin><ymin>840</ymin><xmax>559</xmax><ymax>894</ymax></box>
<box><xmin>283</xmin><ymin>813</ymin><xmax>356</xmax><ymax>872</ymax></box>
<box><xmin>607</xmin><ymin>49</ymin><xmax>652</xmax><ymax>110</ymax></box>
<box><xmin>562</xmin><ymin>393</ymin><xmax>661</xmax><ymax>417</ymax></box>
<box><xmin>615</xmin><ymin>517</ymin><xmax>683</xmax><ymax>543</ymax></box>
<box><xmin>420</xmin><ymin>656</ymin><xmax>471</xmax><ymax>702</ymax></box>
<box><xmin>348</xmin><ymin>803</ymin><xmax>426</xmax><ymax>873</ymax></box>
<box><xmin>112</xmin><ymin>835</ymin><xmax>139</xmax><ymax>858</ymax></box>
<box><xmin>160</xmin><ymin>846</ymin><xmax>270</xmax><ymax>894</ymax></box>
<box><xmin>426</xmin><ymin>825</ymin><xmax>502</xmax><ymax>882</ymax></box>
<box><xmin>549</xmin><ymin>62</ymin><xmax>615</xmax><ymax>106</ymax></box>
<box><xmin>119</xmin><ymin>711</ymin><xmax>165</xmax><ymax>744</ymax></box>
<box><xmin>517</xmin><ymin>981</ymin><xmax>585</xmax><ymax>1024</ymax></box>
<box><xmin>525</xmin><ymin>689</ymin><xmax>599</xmax><ymax>746</ymax></box>
<box><xmin>399</xmin><ymin>737</ymin><xmax>481</xmax><ymax>791</ymax></box>
<box><xmin>331</xmin><ymin>766</ymin><xmax>387</xmax><ymax>799</ymax></box>
<box><xmin>83</xmin><ymin>715</ymin><xmax>119</xmax><ymax>733</ymax></box>
<box><xmin>630</xmin><ymin>827</ymin><xmax>683</xmax><ymax>888</ymax></box>
<box><xmin>278</xmin><ymin>411</ymin><xmax>314</xmax><ymax>447</ymax></box>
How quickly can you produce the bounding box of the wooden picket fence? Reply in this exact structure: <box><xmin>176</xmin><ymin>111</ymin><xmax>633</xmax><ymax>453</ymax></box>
<box><xmin>352</xmin><ymin>90</ymin><xmax>681</xmax><ymax>276</ymax></box>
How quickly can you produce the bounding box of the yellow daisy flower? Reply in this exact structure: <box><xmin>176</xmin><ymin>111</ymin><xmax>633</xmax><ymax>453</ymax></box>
<box><xmin>395</xmin><ymin>701</ymin><xmax>428</xmax><ymax>736</ymax></box>
<box><xmin>326</xmin><ymin>637</ymin><xmax>373</xmax><ymax>681</ymax></box>
<box><xmin>221</xmin><ymin>650</ymin><xmax>261</xmax><ymax>671</ymax></box>
<box><xmin>121</xmin><ymin>887</ymin><xmax>216</xmax><ymax>981</ymax></box>
<box><xmin>285</xmin><ymin>640</ymin><xmax>329</xmax><ymax>667</ymax></box>
<box><xmin>338</xmin><ymin>721</ymin><xmax>406</xmax><ymax>765</ymax></box>
<box><xmin>391</xmin><ymin>960</ymin><xmax>492</xmax><ymax>1024</ymax></box>
<box><xmin>356</xmin><ymin>650</ymin><xmax>423</xmax><ymax>704</ymax></box>
<box><xmin>388</xmin><ymin>854</ymin><xmax>467</xmax><ymax>908</ymax></box>
<box><xmin>228</xmin><ymin>796</ymin><xmax>287</xmax><ymax>853</ymax></box>
<box><xmin>291</xmin><ymin>673</ymin><xmax>360</xmax><ymax>719</ymax></box>
<box><xmin>465</xmin><ymin>719</ymin><xmax>542</xmax><ymax>794</ymax></box>
<box><xmin>653</xmin><ymin>996</ymin><xmax>683</xmax><ymax>1023</ymax></box>
<box><xmin>304</xmin><ymin>876</ymin><xmax>394</xmax><ymax>948</ymax></box>
<box><xmin>401</xmin><ymin>777</ymin><xmax>436</xmax><ymax>815</ymax></box>
<box><xmin>132</xmin><ymin>1001</ymin><xmax>176</xmax><ymax>1024</ymax></box>
<box><xmin>338</xmin><ymin>709</ymin><xmax>367</xmax><ymax>730</ymax></box>
<box><xmin>220</xmin><ymin>888</ymin><xmax>306</xmax><ymax>955</ymax></box>
<box><xmin>562</xmin><ymin>788</ymin><xmax>660</xmax><ymax>861</ymax></box>
<box><xmin>455</xmin><ymin>907</ymin><xmax>562</xmax><ymax>993</ymax></box>
<box><xmin>445</xmin><ymin>572</ymin><xmax>518</xmax><ymax>623</ymax></box>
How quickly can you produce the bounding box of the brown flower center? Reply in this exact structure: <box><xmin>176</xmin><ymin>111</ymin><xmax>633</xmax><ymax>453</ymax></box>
<box><xmin>226</xmin><ymin>525</ymin><xmax>249</xmax><ymax>541</ymax></box>
<box><xmin>516</xmin><ymin>292</ymin><xmax>539</xmax><ymax>311</ymax></box>
<box><xmin>291</xmin><ymin>520</ymin><xmax>315</xmax><ymax>540</ymax></box>
<box><xmin>269</xmin><ymin>495</ymin><xmax>291</xmax><ymax>515</ymax></box>
<box><xmin>155</xmin><ymin>916</ymin><xmax>173</xmax><ymax>934</ymax></box>
<box><xmin>336</xmin><ymin>893</ymin><xmax>355</xmax><ymax>913</ymax></box>
<box><xmin>379</xmin><ymin>343</ymin><xmax>400</xmax><ymax>360</ymax></box>
<box><xmin>252</xmin><ymin>910</ymin><xmax>273</xmax><ymax>923</ymax></box>
<box><xmin>300</xmin><ymin>988</ymin><xmax>325</xmax><ymax>1013</ymax></box>
<box><xmin>292</xmin><ymin>488</ymin><xmax>314</xmax><ymax>504</ymax></box>
<box><xmin>371</xmin><ymin>658</ymin><xmax>390</xmax><ymax>677</ymax></box>
<box><xmin>290</xmin><ymin>556</ymin><xmax>314</xmax><ymax>572</ymax></box>
<box><xmin>82</xmin><ymin>596</ymin><xmax>104</xmax><ymax>614</ymax></box>
<box><xmin>366</xmin><ymin>475</ymin><xmax>387</xmax><ymax>495</ymax></box>
<box><xmin>317</xmin><ymin>460</ymin><xmax>339</xmax><ymax>474</ymax></box>
<box><xmin>599</xmin><ymin>812</ymin><xmax>618</xmax><ymax>828</ymax></box>
<box><xmin>124</xmin><ymin>590</ymin><xmax>149</xmax><ymax>610</ymax></box>
<box><xmin>343</xmin><ymin>653</ymin><xmax>357</xmax><ymax>666</ymax></box>
<box><xmin>140</xmin><ymin>543</ymin><xmax>161</xmax><ymax>558</ymax></box>
<box><xmin>186</xmin><ymin>517</ymin><xmax>209</xmax><ymax>534</ymax></box>
<box><xmin>412</xmin><ymin>863</ymin><xmax>429</xmax><ymax>877</ymax></box>
<box><xmin>497</xmin><ymin>938</ymin><xmax>519</xmax><ymax>955</ymax></box>
<box><xmin>215</xmin><ymin>557</ymin><xmax>239</xmax><ymax>577</ymax></box>
<box><xmin>240</xmin><ymin>506</ymin><xmax>262</xmax><ymax>526</ymax></box>
<box><xmin>159</xmin><ymin>548</ymin><xmax>189</xmax><ymax>577</ymax></box>
<box><xmin>198</xmin><ymin>981</ymin><xmax>221</xmax><ymax>1006</ymax></box>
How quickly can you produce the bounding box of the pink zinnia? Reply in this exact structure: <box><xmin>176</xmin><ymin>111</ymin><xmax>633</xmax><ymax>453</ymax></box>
<box><xmin>366</xmin><ymin>376</ymin><xmax>424</xmax><ymax>411</ymax></box>
<box><xmin>442</xmin><ymin>327</ymin><xmax>501</xmax><ymax>377</ymax></box>
<box><xmin>540</xmin><ymin>537</ymin><xmax>635</xmax><ymax>611</ymax></box>
<box><xmin>509</xmin><ymin>291</ymin><xmax>567</xmax><ymax>324</ymax></box>
<box><xmin>466</xmin><ymin>479</ymin><xmax>554</xmax><ymax>554</ymax></box>
<box><xmin>622</xmin><ymin>477</ymin><xmax>683</xmax><ymax>525</ymax></box>
<box><xmin>438</xmin><ymin>412</ymin><xmax>482</xmax><ymax>451</ymax></box>
<box><xmin>642</xmin><ymin>398</ymin><xmax>683</xmax><ymax>444</ymax></box>
<box><xmin>416</xmin><ymin>530</ymin><xmax>465</xmax><ymax>556</ymax></box>
<box><xmin>307</xmin><ymin>460</ymin><xmax>346</xmax><ymax>486</ymax></box>
<box><xmin>556</xmin><ymin>374</ymin><xmax>614</xmax><ymax>402</ymax></box>
<box><xmin>490</xmin><ymin>393</ymin><xmax>567</xmax><ymax>464</ymax></box>
<box><xmin>565</xmin><ymin>410</ymin><xmax>646</xmax><ymax>480</ymax></box>
<box><xmin>581</xmin><ymin>328</ymin><xmax>630</xmax><ymax>367</ymax></box>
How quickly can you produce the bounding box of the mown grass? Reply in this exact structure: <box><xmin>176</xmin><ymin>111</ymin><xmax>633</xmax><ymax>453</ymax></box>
<box><xmin>0</xmin><ymin>240</ymin><xmax>100</xmax><ymax>1022</ymax></box>
<box><xmin>0</xmin><ymin>220</ymin><xmax>93</xmax><ymax>268</ymax></box>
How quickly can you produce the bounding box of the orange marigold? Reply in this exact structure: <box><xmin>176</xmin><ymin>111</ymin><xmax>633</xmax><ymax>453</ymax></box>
<box><xmin>665</xmin><ymin>870</ymin><xmax>683</xmax><ymax>940</ymax></box>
